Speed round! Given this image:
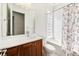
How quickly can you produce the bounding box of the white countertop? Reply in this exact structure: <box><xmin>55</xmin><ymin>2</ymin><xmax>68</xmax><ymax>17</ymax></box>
<box><xmin>0</xmin><ymin>34</ymin><xmax>42</xmax><ymax>49</ymax></box>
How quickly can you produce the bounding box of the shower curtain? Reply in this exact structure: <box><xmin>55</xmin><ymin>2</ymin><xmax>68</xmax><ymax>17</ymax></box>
<box><xmin>63</xmin><ymin>3</ymin><xmax>79</xmax><ymax>56</ymax></box>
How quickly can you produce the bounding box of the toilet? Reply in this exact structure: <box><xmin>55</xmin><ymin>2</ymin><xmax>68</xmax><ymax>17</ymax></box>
<box><xmin>44</xmin><ymin>43</ymin><xmax>56</xmax><ymax>55</ymax></box>
<box><xmin>43</xmin><ymin>39</ymin><xmax>56</xmax><ymax>55</ymax></box>
<box><xmin>44</xmin><ymin>41</ymin><xmax>65</xmax><ymax>56</ymax></box>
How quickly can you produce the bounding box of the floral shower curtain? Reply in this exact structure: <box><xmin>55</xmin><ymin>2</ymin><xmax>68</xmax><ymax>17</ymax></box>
<box><xmin>63</xmin><ymin>3</ymin><xmax>79</xmax><ymax>56</ymax></box>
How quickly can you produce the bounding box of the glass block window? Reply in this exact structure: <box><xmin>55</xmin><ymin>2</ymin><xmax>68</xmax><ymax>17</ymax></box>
<box><xmin>47</xmin><ymin>11</ymin><xmax>54</xmax><ymax>39</ymax></box>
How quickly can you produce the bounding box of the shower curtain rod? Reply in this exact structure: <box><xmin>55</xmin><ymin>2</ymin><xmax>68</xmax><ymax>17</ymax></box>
<box><xmin>53</xmin><ymin>3</ymin><xmax>73</xmax><ymax>12</ymax></box>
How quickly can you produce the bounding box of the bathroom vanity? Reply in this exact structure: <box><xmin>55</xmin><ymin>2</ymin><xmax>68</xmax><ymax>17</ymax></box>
<box><xmin>0</xmin><ymin>34</ymin><xmax>43</xmax><ymax>56</ymax></box>
<box><xmin>6</xmin><ymin>39</ymin><xmax>42</xmax><ymax>56</ymax></box>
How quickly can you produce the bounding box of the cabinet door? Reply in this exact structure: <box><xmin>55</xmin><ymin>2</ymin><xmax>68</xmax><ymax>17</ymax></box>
<box><xmin>36</xmin><ymin>40</ymin><xmax>42</xmax><ymax>56</ymax></box>
<box><xmin>22</xmin><ymin>43</ymin><xmax>32</xmax><ymax>56</ymax></box>
<box><xmin>6</xmin><ymin>47</ymin><xmax>18</xmax><ymax>56</ymax></box>
<box><xmin>31</xmin><ymin>42</ymin><xmax>37</xmax><ymax>56</ymax></box>
<box><xmin>31</xmin><ymin>40</ymin><xmax>42</xmax><ymax>56</ymax></box>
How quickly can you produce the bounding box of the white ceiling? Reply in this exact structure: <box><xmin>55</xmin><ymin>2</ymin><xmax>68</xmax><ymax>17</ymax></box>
<box><xmin>15</xmin><ymin>3</ymin><xmax>69</xmax><ymax>11</ymax></box>
<box><xmin>32</xmin><ymin>3</ymin><xmax>69</xmax><ymax>11</ymax></box>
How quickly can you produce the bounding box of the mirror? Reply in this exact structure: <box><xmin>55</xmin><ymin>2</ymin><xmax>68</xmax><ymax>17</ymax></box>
<box><xmin>7</xmin><ymin>5</ymin><xmax>25</xmax><ymax>36</ymax></box>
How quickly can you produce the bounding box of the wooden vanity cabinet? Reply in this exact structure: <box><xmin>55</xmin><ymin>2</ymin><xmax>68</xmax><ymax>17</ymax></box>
<box><xmin>20</xmin><ymin>39</ymin><xmax>42</xmax><ymax>56</ymax></box>
<box><xmin>6</xmin><ymin>39</ymin><xmax>42</xmax><ymax>56</ymax></box>
<box><xmin>21</xmin><ymin>43</ymin><xmax>32</xmax><ymax>56</ymax></box>
<box><xmin>6</xmin><ymin>46</ymin><xmax>18</xmax><ymax>56</ymax></box>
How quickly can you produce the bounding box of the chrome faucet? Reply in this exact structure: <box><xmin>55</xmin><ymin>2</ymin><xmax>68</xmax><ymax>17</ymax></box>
<box><xmin>26</xmin><ymin>30</ymin><xmax>30</xmax><ymax>37</ymax></box>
